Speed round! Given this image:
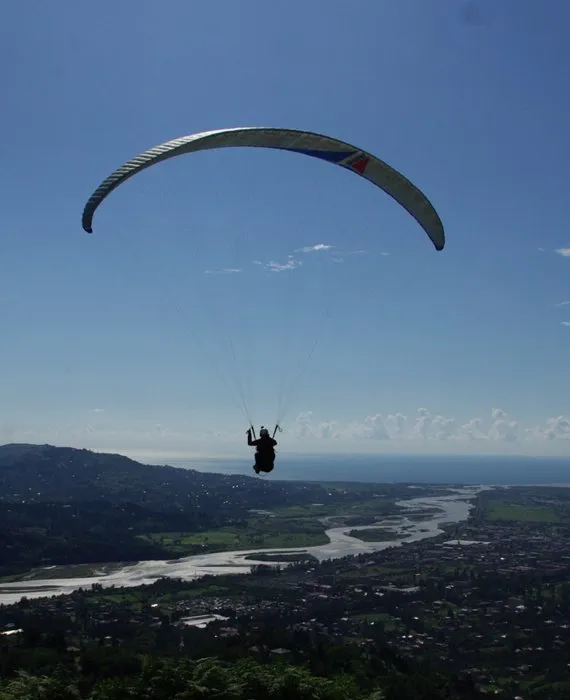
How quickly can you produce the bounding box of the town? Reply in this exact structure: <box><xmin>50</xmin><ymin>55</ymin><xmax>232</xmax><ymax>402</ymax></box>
<box><xmin>2</xmin><ymin>485</ymin><xmax>570</xmax><ymax>697</ymax></box>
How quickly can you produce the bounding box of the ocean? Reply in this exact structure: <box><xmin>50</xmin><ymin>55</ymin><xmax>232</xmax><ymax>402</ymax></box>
<box><xmin>169</xmin><ymin>453</ymin><xmax>570</xmax><ymax>485</ymax></box>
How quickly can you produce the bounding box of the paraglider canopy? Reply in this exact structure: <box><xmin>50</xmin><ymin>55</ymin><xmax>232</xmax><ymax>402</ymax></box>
<box><xmin>81</xmin><ymin>126</ymin><xmax>445</xmax><ymax>251</ymax></box>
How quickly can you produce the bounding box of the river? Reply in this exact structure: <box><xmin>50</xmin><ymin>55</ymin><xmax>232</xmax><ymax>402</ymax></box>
<box><xmin>0</xmin><ymin>486</ymin><xmax>485</xmax><ymax>606</ymax></box>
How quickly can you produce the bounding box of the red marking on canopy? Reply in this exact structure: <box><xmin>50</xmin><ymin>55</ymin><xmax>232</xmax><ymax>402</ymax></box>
<box><xmin>349</xmin><ymin>155</ymin><xmax>369</xmax><ymax>174</ymax></box>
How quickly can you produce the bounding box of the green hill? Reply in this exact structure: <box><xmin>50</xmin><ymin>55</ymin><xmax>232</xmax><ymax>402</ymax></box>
<box><xmin>0</xmin><ymin>443</ymin><xmax>333</xmax><ymax>576</ymax></box>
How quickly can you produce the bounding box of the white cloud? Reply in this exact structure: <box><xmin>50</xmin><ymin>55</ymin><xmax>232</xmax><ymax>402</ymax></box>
<box><xmin>296</xmin><ymin>243</ymin><xmax>333</xmax><ymax>253</ymax></box>
<box><xmin>555</xmin><ymin>248</ymin><xmax>570</xmax><ymax>257</ymax></box>
<box><xmin>488</xmin><ymin>408</ymin><xmax>519</xmax><ymax>442</ymax></box>
<box><xmin>204</xmin><ymin>268</ymin><xmax>242</xmax><ymax>275</ymax></box>
<box><xmin>250</xmin><ymin>242</ymin><xmax>373</xmax><ymax>274</ymax></box>
<box><xmin>384</xmin><ymin>413</ymin><xmax>407</xmax><ymax>437</ymax></box>
<box><xmin>293</xmin><ymin>411</ymin><xmax>340</xmax><ymax>439</ymax></box>
<box><xmin>317</xmin><ymin>421</ymin><xmax>340</xmax><ymax>439</ymax></box>
<box><xmin>361</xmin><ymin>414</ymin><xmax>390</xmax><ymax>440</ymax></box>
<box><xmin>294</xmin><ymin>411</ymin><xmax>314</xmax><ymax>439</ymax></box>
<box><xmin>290</xmin><ymin>406</ymin><xmax>570</xmax><ymax>447</ymax></box>
<box><xmin>561</xmin><ymin>321</ymin><xmax>570</xmax><ymax>327</ymax></box>
<box><xmin>91</xmin><ymin>408</ymin><xmax>105</xmax><ymax>414</ymax></box>
<box><xmin>346</xmin><ymin>249</ymin><xmax>389</xmax><ymax>256</ymax></box>
<box><xmin>555</xmin><ymin>301</ymin><xmax>570</xmax><ymax>307</ymax></box>
<box><xmin>295</xmin><ymin>410</ymin><xmax>401</xmax><ymax>442</ymax></box>
<box><xmin>265</xmin><ymin>256</ymin><xmax>302</xmax><ymax>272</ymax></box>
<box><xmin>532</xmin><ymin>416</ymin><xmax>570</xmax><ymax>441</ymax></box>
<box><xmin>432</xmin><ymin>415</ymin><xmax>457</xmax><ymax>441</ymax></box>
<box><xmin>409</xmin><ymin>408</ymin><xmax>433</xmax><ymax>439</ymax></box>
<box><xmin>459</xmin><ymin>417</ymin><xmax>488</xmax><ymax>441</ymax></box>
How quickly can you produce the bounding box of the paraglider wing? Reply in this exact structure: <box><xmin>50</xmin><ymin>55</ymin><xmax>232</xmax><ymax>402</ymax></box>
<box><xmin>82</xmin><ymin>127</ymin><xmax>445</xmax><ymax>250</ymax></box>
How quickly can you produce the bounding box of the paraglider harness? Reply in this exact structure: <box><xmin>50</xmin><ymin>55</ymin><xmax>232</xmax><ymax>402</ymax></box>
<box><xmin>250</xmin><ymin>424</ymin><xmax>281</xmax><ymax>440</ymax></box>
<box><xmin>249</xmin><ymin>424</ymin><xmax>281</xmax><ymax>474</ymax></box>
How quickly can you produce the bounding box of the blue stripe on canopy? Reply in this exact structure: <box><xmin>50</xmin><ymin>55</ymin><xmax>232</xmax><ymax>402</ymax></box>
<box><xmin>278</xmin><ymin>147</ymin><xmax>355</xmax><ymax>164</ymax></box>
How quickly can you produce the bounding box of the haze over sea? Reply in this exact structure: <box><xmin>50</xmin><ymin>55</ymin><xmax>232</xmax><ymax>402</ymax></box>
<box><xmin>170</xmin><ymin>453</ymin><xmax>570</xmax><ymax>485</ymax></box>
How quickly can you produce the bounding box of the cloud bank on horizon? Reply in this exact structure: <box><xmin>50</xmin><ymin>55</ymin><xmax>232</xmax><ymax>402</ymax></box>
<box><xmin>3</xmin><ymin>406</ymin><xmax>570</xmax><ymax>463</ymax></box>
<box><xmin>293</xmin><ymin>407</ymin><xmax>570</xmax><ymax>445</ymax></box>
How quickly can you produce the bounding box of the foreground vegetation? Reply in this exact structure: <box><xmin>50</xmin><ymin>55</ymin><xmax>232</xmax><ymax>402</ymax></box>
<box><xmin>0</xmin><ymin>652</ymin><xmax>472</xmax><ymax>700</ymax></box>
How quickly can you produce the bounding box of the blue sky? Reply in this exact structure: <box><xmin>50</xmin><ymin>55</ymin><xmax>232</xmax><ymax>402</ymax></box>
<box><xmin>1</xmin><ymin>0</ymin><xmax>570</xmax><ymax>461</ymax></box>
